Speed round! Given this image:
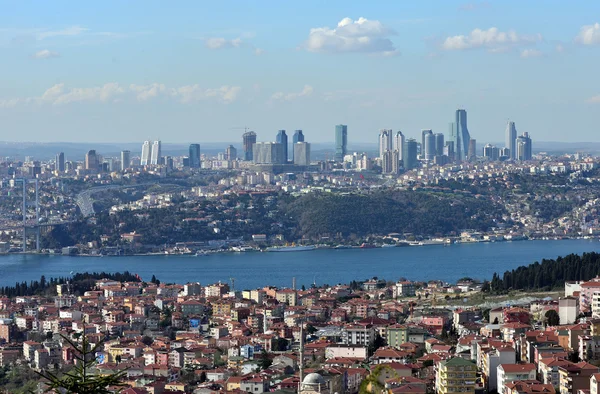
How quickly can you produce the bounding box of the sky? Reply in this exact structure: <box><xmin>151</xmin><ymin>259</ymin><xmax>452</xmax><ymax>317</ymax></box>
<box><xmin>1</xmin><ymin>0</ymin><xmax>600</xmax><ymax>145</ymax></box>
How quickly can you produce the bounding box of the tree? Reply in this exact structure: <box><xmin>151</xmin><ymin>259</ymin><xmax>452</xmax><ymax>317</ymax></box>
<box><xmin>36</xmin><ymin>332</ymin><xmax>127</xmax><ymax>394</ymax></box>
<box><xmin>259</xmin><ymin>349</ymin><xmax>272</xmax><ymax>370</ymax></box>
<box><xmin>141</xmin><ymin>335</ymin><xmax>154</xmax><ymax>346</ymax></box>
<box><xmin>545</xmin><ymin>310</ymin><xmax>560</xmax><ymax>326</ymax></box>
<box><xmin>493</xmin><ymin>317</ymin><xmax>499</xmax><ymax>324</ymax></box>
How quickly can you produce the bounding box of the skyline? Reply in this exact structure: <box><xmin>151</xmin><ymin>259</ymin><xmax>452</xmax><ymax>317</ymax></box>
<box><xmin>1</xmin><ymin>1</ymin><xmax>600</xmax><ymax>143</ymax></box>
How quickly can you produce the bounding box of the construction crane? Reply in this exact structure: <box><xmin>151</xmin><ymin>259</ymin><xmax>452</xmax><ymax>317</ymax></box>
<box><xmin>231</xmin><ymin>126</ymin><xmax>251</xmax><ymax>133</ymax></box>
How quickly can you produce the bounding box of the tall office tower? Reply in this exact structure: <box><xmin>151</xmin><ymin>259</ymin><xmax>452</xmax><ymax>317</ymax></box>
<box><xmin>253</xmin><ymin>142</ymin><xmax>285</xmax><ymax>164</ymax></box>
<box><xmin>392</xmin><ymin>150</ymin><xmax>401</xmax><ymax>174</ymax></box>
<box><xmin>468</xmin><ymin>139</ymin><xmax>477</xmax><ymax>160</ymax></box>
<box><xmin>381</xmin><ymin>150</ymin><xmax>393</xmax><ymax>174</ymax></box>
<box><xmin>150</xmin><ymin>140</ymin><xmax>161</xmax><ymax>165</ymax></box>
<box><xmin>55</xmin><ymin>152</ymin><xmax>65</xmax><ymax>172</ymax></box>
<box><xmin>189</xmin><ymin>144</ymin><xmax>201</xmax><ymax>168</ymax></box>
<box><xmin>444</xmin><ymin>141</ymin><xmax>455</xmax><ymax>162</ymax></box>
<box><xmin>276</xmin><ymin>130</ymin><xmax>288</xmax><ymax>163</ymax></box>
<box><xmin>505</xmin><ymin>121</ymin><xmax>517</xmax><ymax>160</ymax></box>
<box><xmin>226</xmin><ymin>145</ymin><xmax>237</xmax><ymax>160</ymax></box>
<box><xmin>402</xmin><ymin>138</ymin><xmax>418</xmax><ymax>170</ymax></box>
<box><xmin>120</xmin><ymin>150</ymin><xmax>131</xmax><ymax>171</ymax></box>
<box><xmin>294</xmin><ymin>142</ymin><xmax>311</xmax><ymax>166</ymax></box>
<box><xmin>434</xmin><ymin>133</ymin><xmax>445</xmax><ymax>157</ymax></box>
<box><xmin>334</xmin><ymin>124</ymin><xmax>348</xmax><ymax>162</ymax></box>
<box><xmin>516</xmin><ymin>132</ymin><xmax>532</xmax><ymax>161</ymax></box>
<box><xmin>379</xmin><ymin>129</ymin><xmax>393</xmax><ymax>159</ymax></box>
<box><xmin>393</xmin><ymin>131</ymin><xmax>405</xmax><ymax>161</ymax></box>
<box><xmin>85</xmin><ymin>150</ymin><xmax>98</xmax><ymax>171</ymax></box>
<box><xmin>140</xmin><ymin>141</ymin><xmax>151</xmax><ymax>165</ymax></box>
<box><xmin>292</xmin><ymin>130</ymin><xmax>304</xmax><ymax>162</ymax></box>
<box><xmin>243</xmin><ymin>131</ymin><xmax>257</xmax><ymax>161</ymax></box>
<box><xmin>421</xmin><ymin>129</ymin><xmax>433</xmax><ymax>158</ymax></box>
<box><xmin>500</xmin><ymin>147</ymin><xmax>510</xmax><ymax>159</ymax></box>
<box><xmin>483</xmin><ymin>144</ymin><xmax>500</xmax><ymax>160</ymax></box>
<box><xmin>448</xmin><ymin>109</ymin><xmax>471</xmax><ymax>161</ymax></box>
<box><xmin>424</xmin><ymin>132</ymin><xmax>436</xmax><ymax>161</ymax></box>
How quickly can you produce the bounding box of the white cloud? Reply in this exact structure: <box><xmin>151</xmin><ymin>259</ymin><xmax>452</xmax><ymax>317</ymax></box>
<box><xmin>442</xmin><ymin>27</ymin><xmax>542</xmax><ymax>52</ymax></box>
<box><xmin>254</xmin><ymin>48</ymin><xmax>265</xmax><ymax>55</ymax></box>
<box><xmin>304</xmin><ymin>17</ymin><xmax>399</xmax><ymax>55</ymax></box>
<box><xmin>576</xmin><ymin>23</ymin><xmax>600</xmax><ymax>45</ymax></box>
<box><xmin>271</xmin><ymin>85</ymin><xmax>314</xmax><ymax>101</ymax></box>
<box><xmin>0</xmin><ymin>82</ymin><xmax>241</xmax><ymax>108</ymax></box>
<box><xmin>587</xmin><ymin>95</ymin><xmax>600</xmax><ymax>104</ymax></box>
<box><xmin>33</xmin><ymin>49</ymin><xmax>59</xmax><ymax>59</ymax></box>
<box><xmin>520</xmin><ymin>49</ymin><xmax>542</xmax><ymax>58</ymax></box>
<box><xmin>37</xmin><ymin>26</ymin><xmax>89</xmax><ymax>40</ymax></box>
<box><xmin>204</xmin><ymin>37</ymin><xmax>243</xmax><ymax>49</ymax></box>
<box><xmin>458</xmin><ymin>2</ymin><xmax>490</xmax><ymax>11</ymax></box>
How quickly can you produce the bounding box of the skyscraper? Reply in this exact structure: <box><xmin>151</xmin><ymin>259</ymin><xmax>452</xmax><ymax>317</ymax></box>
<box><xmin>189</xmin><ymin>144</ymin><xmax>201</xmax><ymax>168</ymax></box>
<box><xmin>276</xmin><ymin>130</ymin><xmax>288</xmax><ymax>163</ymax></box>
<box><xmin>85</xmin><ymin>150</ymin><xmax>98</xmax><ymax>171</ymax></box>
<box><xmin>121</xmin><ymin>150</ymin><xmax>131</xmax><ymax>171</ymax></box>
<box><xmin>483</xmin><ymin>144</ymin><xmax>500</xmax><ymax>161</ymax></box>
<box><xmin>403</xmin><ymin>139</ymin><xmax>418</xmax><ymax>170</ymax></box>
<box><xmin>468</xmin><ymin>139</ymin><xmax>477</xmax><ymax>160</ymax></box>
<box><xmin>140</xmin><ymin>141</ymin><xmax>151</xmax><ymax>165</ymax></box>
<box><xmin>424</xmin><ymin>133</ymin><xmax>436</xmax><ymax>161</ymax></box>
<box><xmin>334</xmin><ymin>125</ymin><xmax>347</xmax><ymax>162</ymax></box>
<box><xmin>55</xmin><ymin>152</ymin><xmax>65</xmax><ymax>172</ymax></box>
<box><xmin>505</xmin><ymin>121</ymin><xmax>517</xmax><ymax>160</ymax></box>
<box><xmin>393</xmin><ymin>131</ymin><xmax>405</xmax><ymax>161</ymax></box>
<box><xmin>516</xmin><ymin>132</ymin><xmax>532</xmax><ymax>161</ymax></box>
<box><xmin>421</xmin><ymin>129</ymin><xmax>433</xmax><ymax>158</ymax></box>
<box><xmin>448</xmin><ymin>109</ymin><xmax>471</xmax><ymax>161</ymax></box>
<box><xmin>292</xmin><ymin>130</ymin><xmax>304</xmax><ymax>162</ymax></box>
<box><xmin>253</xmin><ymin>142</ymin><xmax>285</xmax><ymax>164</ymax></box>
<box><xmin>379</xmin><ymin>129</ymin><xmax>393</xmax><ymax>159</ymax></box>
<box><xmin>294</xmin><ymin>142</ymin><xmax>311</xmax><ymax>166</ymax></box>
<box><xmin>243</xmin><ymin>131</ymin><xmax>257</xmax><ymax>161</ymax></box>
<box><xmin>226</xmin><ymin>145</ymin><xmax>237</xmax><ymax>161</ymax></box>
<box><xmin>150</xmin><ymin>141</ymin><xmax>161</xmax><ymax>165</ymax></box>
<box><xmin>434</xmin><ymin>133</ymin><xmax>445</xmax><ymax>157</ymax></box>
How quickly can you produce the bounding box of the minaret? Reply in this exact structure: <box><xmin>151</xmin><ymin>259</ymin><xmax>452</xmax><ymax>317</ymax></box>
<box><xmin>298</xmin><ymin>324</ymin><xmax>304</xmax><ymax>394</ymax></box>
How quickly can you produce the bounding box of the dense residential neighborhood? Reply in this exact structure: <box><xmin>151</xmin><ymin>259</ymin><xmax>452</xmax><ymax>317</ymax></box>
<box><xmin>2</xmin><ymin>273</ymin><xmax>600</xmax><ymax>393</ymax></box>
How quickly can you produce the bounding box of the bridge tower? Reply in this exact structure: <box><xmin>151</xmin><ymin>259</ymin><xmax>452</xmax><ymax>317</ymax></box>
<box><xmin>16</xmin><ymin>178</ymin><xmax>40</xmax><ymax>252</ymax></box>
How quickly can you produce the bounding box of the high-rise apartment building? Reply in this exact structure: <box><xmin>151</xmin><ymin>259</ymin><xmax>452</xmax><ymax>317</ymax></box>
<box><xmin>424</xmin><ymin>132</ymin><xmax>435</xmax><ymax>161</ymax></box>
<box><xmin>444</xmin><ymin>141</ymin><xmax>455</xmax><ymax>162</ymax></box>
<box><xmin>276</xmin><ymin>130</ymin><xmax>288</xmax><ymax>163</ymax></box>
<box><xmin>505</xmin><ymin>121</ymin><xmax>517</xmax><ymax>160</ymax></box>
<box><xmin>402</xmin><ymin>139</ymin><xmax>418</xmax><ymax>170</ymax></box>
<box><xmin>85</xmin><ymin>150</ymin><xmax>98</xmax><ymax>171</ymax></box>
<box><xmin>448</xmin><ymin>109</ymin><xmax>471</xmax><ymax>161</ymax></box>
<box><xmin>292</xmin><ymin>130</ymin><xmax>304</xmax><ymax>162</ymax></box>
<box><xmin>379</xmin><ymin>129</ymin><xmax>393</xmax><ymax>159</ymax></box>
<box><xmin>293</xmin><ymin>142</ymin><xmax>310</xmax><ymax>166</ymax></box>
<box><xmin>516</xmin><ymin>132</ymin><xmax>532</xmax><ymax>161</ymax></box>
<box><xmin>334</xmin><ymin>125</ymin><xmax>348</xmax><ymax>162</ymax></box>
<box><xmin>189</xmin><ymin>144</ymin><xmax>200</xmax><ymax>168</ymax></box>
<box><xmin>140</xmin><ymin>141</ymin><xmax>151</xmax><ymax>166</ymax></box>
<box><xmin>120</xmin><ymin>150</ymin><xmax>131</xmax><ymax>171</ymax></box>
<box><xmin>468</xmin><ymin>139</ymin><xmax>477</xmax><ymax>160</ymax></box>
<box><xmin>150</xmin><ymin>141</ymin><xmax>161</xmax><ymax>165</ymax></box>
<box><xmin>421</xmin><ymin>129</ymin><xmax>433</xmax><ymax>158</ymax></box>
<box><xmin>253</xmin><ymin>142</ymin><xmax>285</xmax><ymax>164</ymax></box>
<box><xmin>434</xmin><ymin>133</ymin><xmax>445</xmax><ymax>157</ymax></box>
<box><xmin>483</xmin><ymin>144</ymin><xmax>500</xmax><ymax>160</ymax></box>
<box><xmin>226</xmin><ymin>145</ymin><xmax>237</xmax><ymax>161</ymax></box>
<box><xmin>393</xmin><ymin>131</ymin><xmax>404</xmax><ymax>161</ymax></box>
<box><xmin>243</xmin><ymin>131</ymin><xmax>257</xmax><ymax>161</ymax></box>
<box><xmin>55</xmin><ymin>152</ymin><xmax>65</xmax><ymax>172</ymax></box>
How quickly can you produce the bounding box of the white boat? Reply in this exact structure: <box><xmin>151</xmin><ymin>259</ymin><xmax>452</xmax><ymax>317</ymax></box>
<box><xmin>266</xmin><ymin>245</ymin><xmax>316</xmax><ymax>252</ymax></box>
<box><xmin>232</xmin><ymin>246</ymin><xmax>256</xmax><ymax>252</ymax></box>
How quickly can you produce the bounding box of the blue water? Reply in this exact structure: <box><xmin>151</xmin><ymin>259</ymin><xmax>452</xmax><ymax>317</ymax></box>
<box><xmin>0</xmin><ymin>239</ymin><xmax>598</xmax><ymax>289</ymax></box>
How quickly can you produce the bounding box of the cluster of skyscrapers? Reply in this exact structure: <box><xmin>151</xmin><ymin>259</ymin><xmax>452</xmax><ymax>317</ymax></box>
<box><xmin>375</xmin><ymin>109</ymin><xmax>533</xmax><ymax>174</ymax></box>
<box><xmin>246</xmin><ymin>129</ymin><xmax>311</xmax><ymax>166</ymax></box>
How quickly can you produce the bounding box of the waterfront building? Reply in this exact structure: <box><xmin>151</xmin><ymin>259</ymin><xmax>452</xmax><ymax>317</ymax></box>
<box><xmin>243</xmin><ymin>131</ymin><xmax>257</xmax><ymax>161</ymax></box>
<box><xmin>334</xmin><ymin>125</ymin><xmax>348</xmax><ymax>162</ymax></box>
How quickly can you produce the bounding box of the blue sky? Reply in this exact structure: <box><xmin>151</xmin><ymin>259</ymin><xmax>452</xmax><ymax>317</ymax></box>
<box><xmin>1</xmin><ymin>1</ymin><xmax>600</xmax><ymax>144</ymax></box>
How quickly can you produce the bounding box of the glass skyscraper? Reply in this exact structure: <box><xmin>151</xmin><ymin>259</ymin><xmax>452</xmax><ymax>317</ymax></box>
<box><xmin>505</xmin><ymin>121</ymin><xmax>517</xmax><ymax>160</ymax></box>
<box><xmin>334</xmin><ymin>124</ymin><xmax>347</xmax><ymax>162</ymax></box>
<box><xmin>276</xmin><ymin>130</ymin><xmax>288</xmax><ymax>163</ymax></box>
<box><xmin>189</xmin><ymin>144</ymin><xmax>201</xmax><ymax>168</ymax></box>
<box><xmin>448</xmin><ymin>109</ymin><xmax>470</xmax><ymax>162</ymax></box>
<box><xmin>402</xmin><ymin>138</ymin><xmax>418</xmax><ymax>170</ymax></box>
<box><xmin>243</xmin><ymin>131</ymin><xmax>257</xmax><ymax>161</ymax></box>
<box><xmin>292</xmin><ymin>130</ymin><xmax>304</xmax><ymax>162</ymax></box>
